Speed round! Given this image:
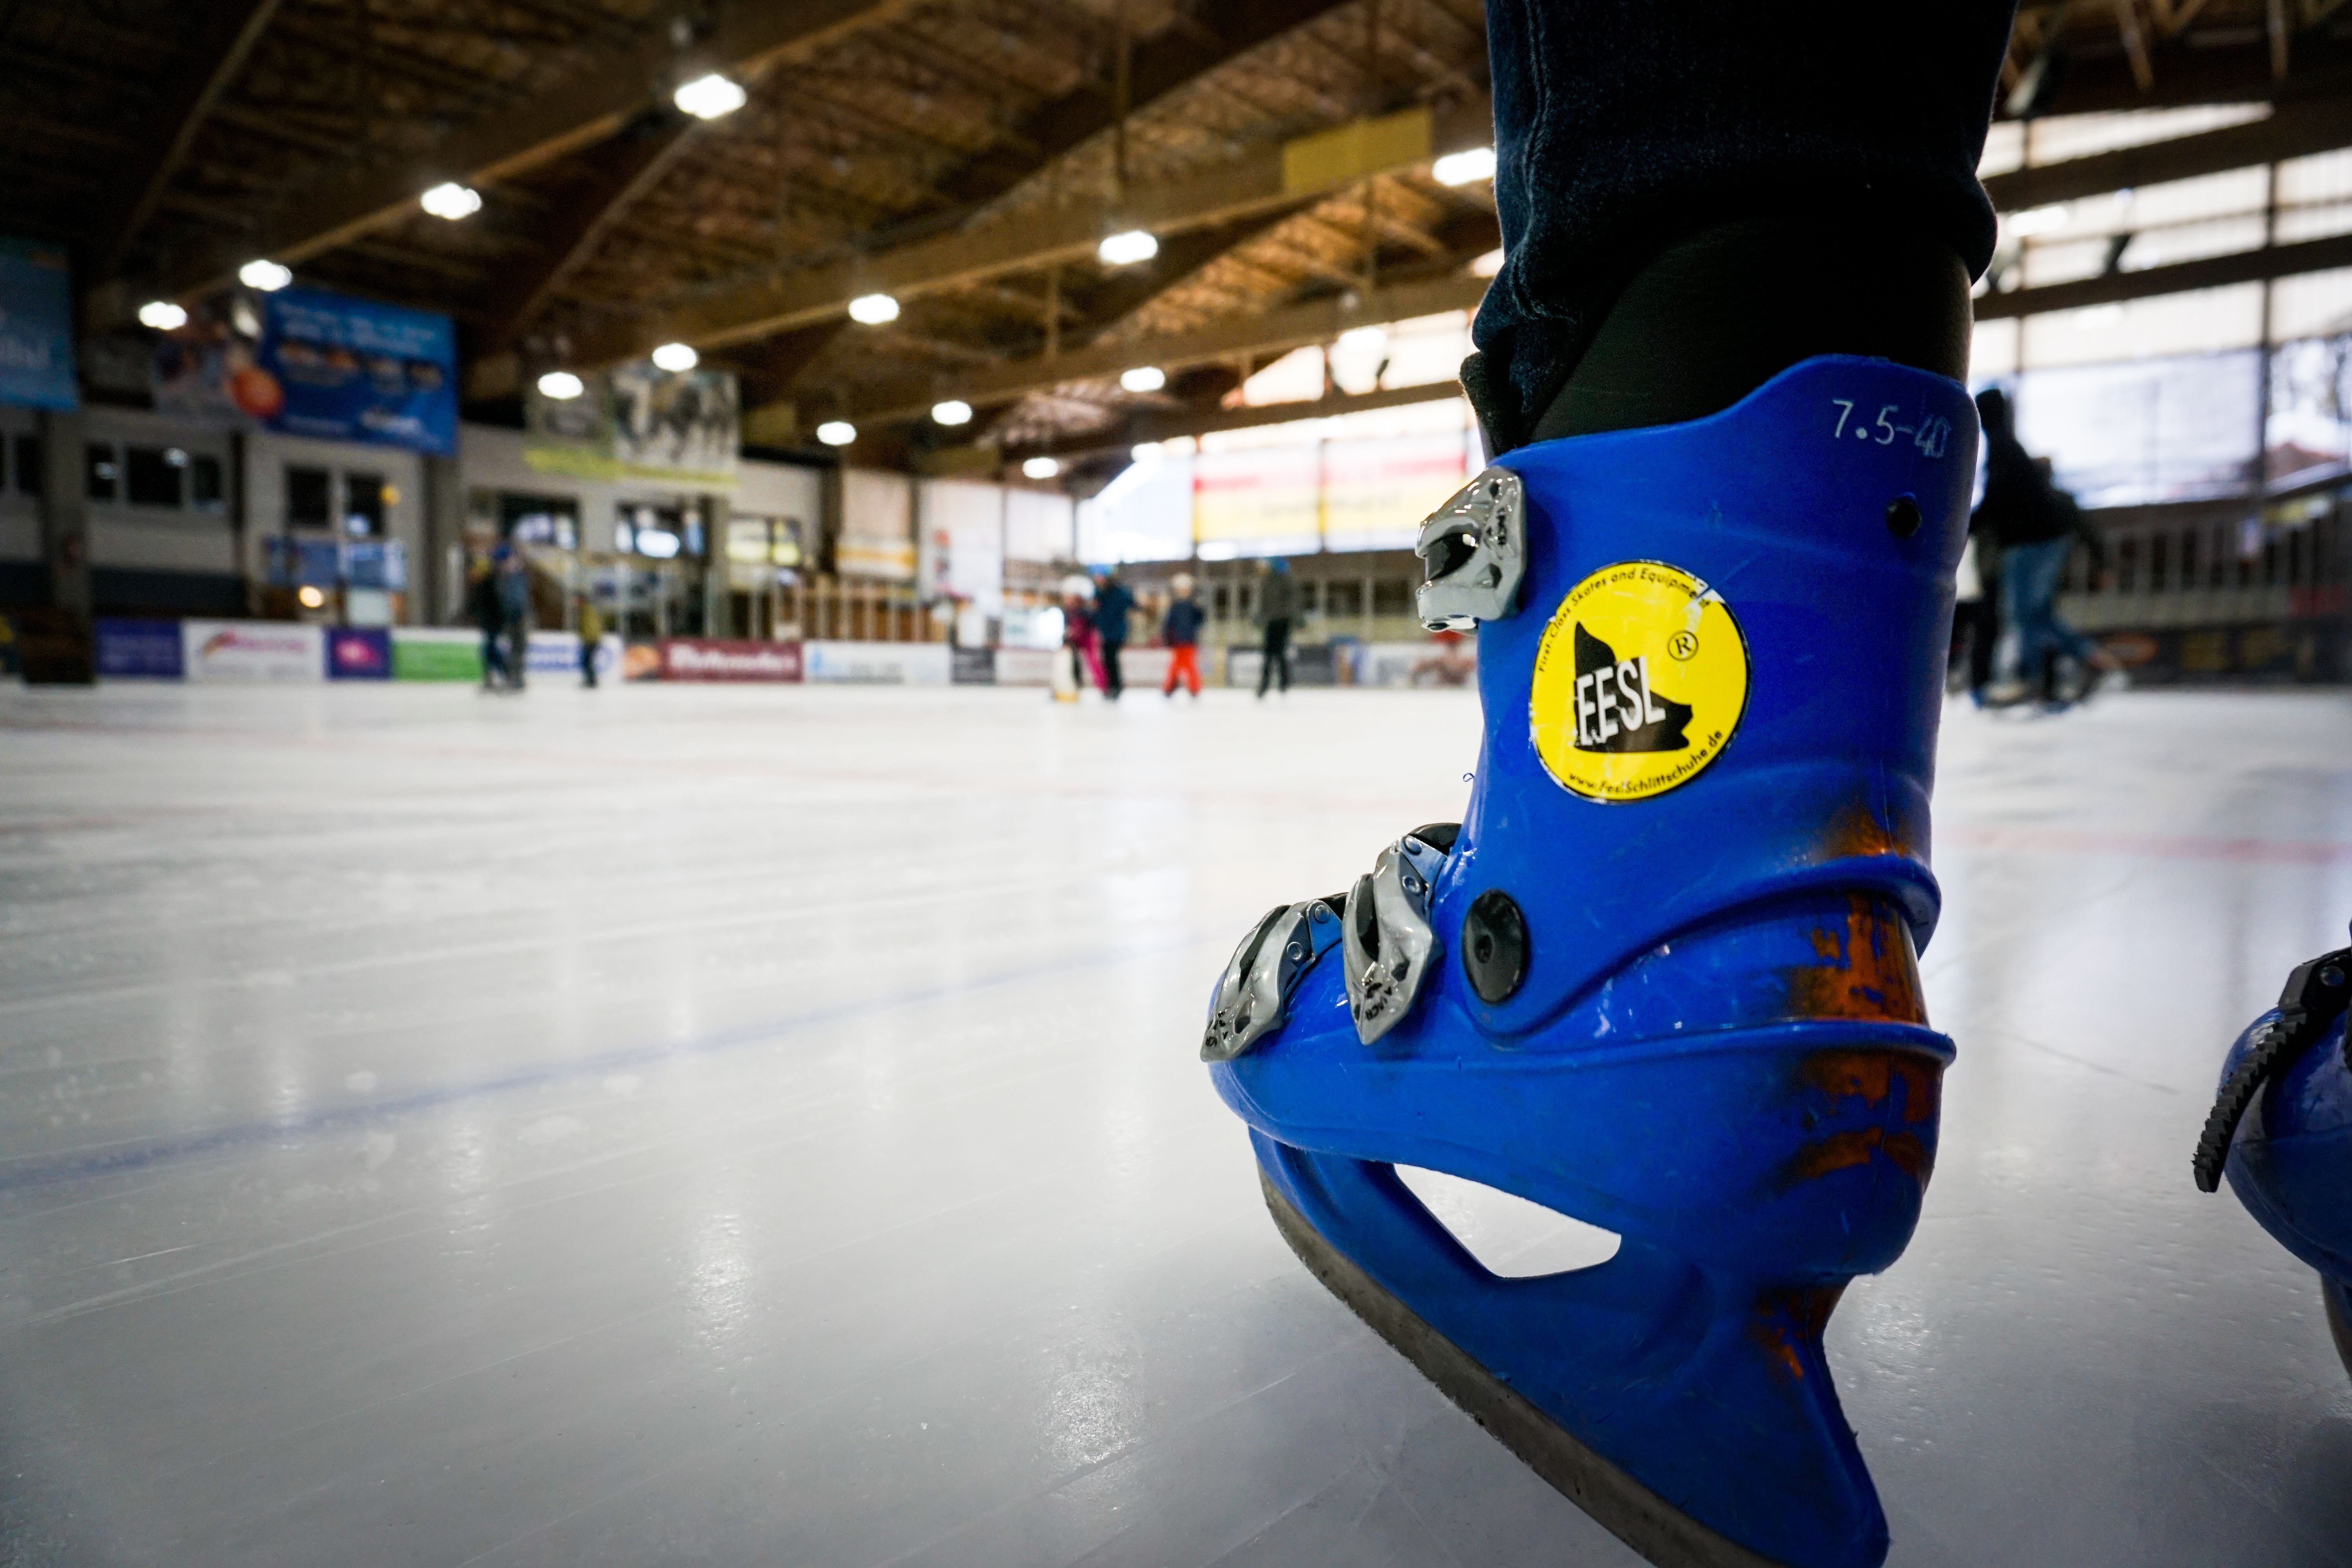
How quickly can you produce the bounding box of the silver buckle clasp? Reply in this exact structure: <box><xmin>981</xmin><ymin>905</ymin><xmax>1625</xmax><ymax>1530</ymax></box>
<box><xmin>1342</xmin><ymin>830</ymin><xmax>1450</xmax><ymax>1043</ymax></box>
<box><xmin>1415</xmin><ymin>466</ymin><xmax>1525</xmax><ymax>631</ymax></box>
<box><xmin>1202</xmin><ymin>898</ymin><xmax>1343</xmax><ymax>1062</ymax></box>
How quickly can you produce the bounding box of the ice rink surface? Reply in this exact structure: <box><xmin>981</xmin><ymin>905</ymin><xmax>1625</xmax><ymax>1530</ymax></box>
<box><xmin>2</xmin><ymin>678</ymin><xmax>2349</xmax><ymax>1568</ymax></box>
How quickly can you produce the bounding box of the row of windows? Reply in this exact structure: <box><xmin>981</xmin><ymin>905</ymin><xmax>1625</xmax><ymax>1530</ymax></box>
<box><xmin>85</xmin><ymin>442</ymin><xmax>228</xmax><ymax>511</ymax></box>
<box><xmin>286</xmin><ymin>466</ymin><xmax>390</xmax><ymax>537</ymax></box>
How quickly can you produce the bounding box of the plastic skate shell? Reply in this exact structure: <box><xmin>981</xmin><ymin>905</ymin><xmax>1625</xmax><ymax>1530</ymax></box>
<box><xmin>2210</xmin><ymin>949</ymin><xmax>2352</xmax><ymax>1383</ymax></box>
<box><xmin>1202</xmin><ymin>356</ymin><xmax>1979</xmax><ymax>1568</ymax></box>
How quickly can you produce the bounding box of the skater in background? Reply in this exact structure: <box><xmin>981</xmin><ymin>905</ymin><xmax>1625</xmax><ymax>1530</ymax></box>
<box><xmin>495</xmin><ymin>547</ymin><xmax>532</xmax><ymax>693</ymax></box>
<box><xmin>1254</xmin><ymin>558</ymin><xmax>1298</xmax><ymax>699</ymax></box>
<box><xmin>1058</xmin><ymin>573</ymin><xmax>1104</xmax><ymax>699</ymax></box>
<box><xmin>575</xmin><ymin>593</ymin><xmax>604</xmax><ymax>689</ymax></box>
<box><xmin>1093</xmin><ymin>567</ymin><xmax>1134</xmax><ymax>701</ymax></box>
<box><xmin>1973</xmin><ymin>388</ymin><xmax>2116</xmax><ymax>706</ymax></box>
<box><xmin>467</xmin><ymin>557</ymin><xmax>510</xmax><ymax>691</ymax></box>
<box><xmin>1951</xmin><ymin>530</ymin><xmax>1997</xmax><ymax>704</ymax></box>
<box><xmin>1162</xmin><ymin>572</ymin><xmax>1205</xmax><ymax>698</ymax></box>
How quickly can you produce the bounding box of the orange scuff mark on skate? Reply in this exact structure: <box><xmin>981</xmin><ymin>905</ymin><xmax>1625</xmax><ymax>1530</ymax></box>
<box><xmin>1800</xmin><ymin>1048</ymin><xmax>1945</xmax><ymax>1126</ymax></box>
<box><xmin>1818</xmin><ymin>799</ymin><xmax>1920</xmax><ymax>863</ymax></box>
<box><xmin>1785</xmin><ymin>894</ymin><xmax>1929</xmax><ymax>1025</ymax></box>
<box><xmin>1746</xmin><ymin>1284</ymin><xmax>1847</xmax><ymax>1384</ymax></box>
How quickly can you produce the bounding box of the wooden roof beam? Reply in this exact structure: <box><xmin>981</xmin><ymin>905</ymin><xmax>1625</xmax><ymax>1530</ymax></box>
<box><xmin>1983</xmin><ymin>89</ymin><xmax>2352</xmax><ymax>211</ymax></box>
<box><xmin>1973</xmin><ymin>229</ymin><xmax>2352</xmax><ymax>318</ymax></box>
<box><xmin>126</xmin><ymin>0</ymin><xmax>930</xmax><ymax>313</ymax></box>
<box><xmin>470</xmin><ymin>93</ymin><xmax>1495</xmax><ymax>395</ymax></box>
<box><xmin>96</xmin><ymin>0</ymin><xmax>284</xmax><ymax>272</ymax></box>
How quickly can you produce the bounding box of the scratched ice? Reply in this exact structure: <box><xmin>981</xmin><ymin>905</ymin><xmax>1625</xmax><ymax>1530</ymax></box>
<box><xmin>0</xmin><ymin>681</ymin><xmax>2347</xmax><ymax>1567</ymax></box>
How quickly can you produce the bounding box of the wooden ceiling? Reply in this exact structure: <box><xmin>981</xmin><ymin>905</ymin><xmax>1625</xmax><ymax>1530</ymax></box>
<box><xmin>4</xmin><ymin>0</ymin><xmax>2349</xmax><ymax>472</ymax></box>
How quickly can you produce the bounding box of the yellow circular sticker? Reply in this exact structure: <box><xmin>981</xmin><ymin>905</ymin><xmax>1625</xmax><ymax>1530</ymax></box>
<box><xmin>1529</xmin><ymin>561</ymin><xmax>1748</xmax><ymax>802</ymax></box>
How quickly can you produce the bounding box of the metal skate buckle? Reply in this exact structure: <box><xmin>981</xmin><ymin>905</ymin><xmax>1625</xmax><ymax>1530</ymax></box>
<box><xmin>1343</xmin><ymin>828</ymin><xmax>1452</xmax><ymax>1044</ymax></box>
<box><xmin>1202</xmin><ymin>898</ymin><xmax>1343</xmax><ymax>1062</ymax></box>
<box><xmin>2192</xmin><ymin>942</ymin><xmax>2352</xmax><ymax>1192</ymax></box>
<box><xmin>1415</xmin><ymin>466</ymin><xmax>1525</xmax><ymax>632</ymax></box>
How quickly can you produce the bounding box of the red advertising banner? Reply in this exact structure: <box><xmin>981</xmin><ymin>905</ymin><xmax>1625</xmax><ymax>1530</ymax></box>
<box><xmin>657</xmin><ymin>638</ymin><xmax>804</xmax><ymax>682</ymax></box>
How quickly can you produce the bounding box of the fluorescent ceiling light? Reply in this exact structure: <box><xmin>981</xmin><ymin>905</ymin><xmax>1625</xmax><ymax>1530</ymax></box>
<box><xmin>848</xmin><ymin>292</ymin><xmax>900</xmax><ymax>325</ymax></box>
<box><xmin>420</xmin><ymin>181</ymin><xmax>482</xmax><ymax>220</ymax></box>
<box><xmin>1022</xmin><ymin>456</ymin><xmax>1060</xmax><ymax>479</ymax></box>
<box><xmin>817</xmin><ymin>420</ymin><xmax>857</xmax><ymax>446</ymax></box>
<box><xmin>536</xmin><ymin>370</ymin><xmax>586</xmax><ymax>400</ymax></box>
<box><xmin>137</xmin><ymin>300</ymin><xmax>188</xmax><ymax>330</ymax></box>
<box><xmin>931</xmin><ymin>399</ymin><xmax>973</xmax><ymax>426</ymax></box>
<box><xmin>1432</xmin><ymin>146</ymin><xmax>1497</xmax><ymax>186</ymax></box>
<box><xmin>674</xmin><ymin>73</ymin><xmax>747</xmax><ymax>120</ymax></box>
<box><xmin>2009</xmin><ymin>203</ymin><xmax>2070</xmax><ymax>236</ymax></box>
<box><xmin>1118</xmin><ymin>366</ymin><xmax>1165</xmax><ymax>393</ymax></box>
<box><xmin>1131</xmin><ymin>441</ymin><xmax>1162</xmax><ymax>460</ymax></box>
<box><xmin>651</xmin><ymin>341</ymin><xmax>699</xmax><ymax>372</ymax></box>
<box><xmin>239</xmin><ymin>259</ymin><xmax>293</xmax><ymax>291</ymax></box>
<box><xmin>1472</xmin><ymin>247</ymin><xmax>1505</xmax><ymax>278</ymax></box>
<box><xmin>1097</xmin><ymin>229</ymin><xmax>1158</xmax><ymax>266</ymax></box>
<box><xmin>1336</xmin><ymin>325</ymin><xmax>1387</xmax><ymax>354</ymax></box>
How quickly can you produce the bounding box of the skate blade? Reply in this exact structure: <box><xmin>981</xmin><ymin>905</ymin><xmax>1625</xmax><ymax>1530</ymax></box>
<box><xmin>2327</xmin><ymin>1278</ymin><xmax>2352</xmax><ymax>1381</ymax></box>
<box><xmin>1261</xmin><ymin>1170</ymin><xmax>1789</xmax><ymax>1568</ymax></box>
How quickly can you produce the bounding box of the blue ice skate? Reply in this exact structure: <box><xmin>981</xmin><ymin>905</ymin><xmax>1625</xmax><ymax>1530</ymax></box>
<box><xmin>2195</xmin><ymin>928</ymin><xmax>2352</xmax><ymax>1381</ymax></box>
<box><xmin>1199</xmin><ymin>357</ymin><xmax>1978</xmax><ymax>1568</ymax></box>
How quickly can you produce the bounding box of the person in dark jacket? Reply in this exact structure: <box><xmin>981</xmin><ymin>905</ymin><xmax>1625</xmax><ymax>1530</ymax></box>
<box><xmin>1254</xmin><ymin>559</ymin><xmax>1299</xmax><ymax>698</ymax></box>
<box><xmin>467</xmin><ymin>559</ymin><xmax>510</xmax><ymax>691</ymax></box>
<box><xmin>1161</xmin><ymin>573</ymin><xmax>1204</xmax><ymax>697</ymax></box>
<box><xmin>494</xmin><ymin>547</ymin><xmax>532</xmax><ymax>691</ymax></box>
<box><xmin>1092</xmin><ymin>568</ymin><xmax>1135</xmax><ymax>700</ymax></box>
<box><xmin>1972</xmin><ymin>388</ymin><xmax>2114</xmax><ymax>705</ymax></box>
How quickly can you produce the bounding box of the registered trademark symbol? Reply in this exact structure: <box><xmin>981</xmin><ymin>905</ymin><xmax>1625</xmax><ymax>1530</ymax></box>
<box><xmin>1667</xmin><ymin>630</ymin><xmax>1699</xmax><ymax>660</ymax></box>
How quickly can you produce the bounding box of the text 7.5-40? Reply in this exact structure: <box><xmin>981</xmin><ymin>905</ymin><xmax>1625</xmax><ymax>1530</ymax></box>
<box><xmin>1830</xmin><ymin>399</ymin><xmax>1952</xmax><ymax>459</ymax></box>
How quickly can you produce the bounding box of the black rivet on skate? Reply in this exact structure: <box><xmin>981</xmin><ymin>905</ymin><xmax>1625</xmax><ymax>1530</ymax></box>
<box><xmin>1885</xmin><ymin>495</ymin><xmax>1922</xmax><ymax>538</ymax></box>
<box><xmin>1461</xmin><ymin>890</ymin><xmax>1528</xmax><ymax>1004</ymax></box>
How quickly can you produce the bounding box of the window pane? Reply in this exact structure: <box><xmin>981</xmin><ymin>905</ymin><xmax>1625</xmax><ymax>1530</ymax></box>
<box><xmin>287</xmin><ymin>465</ymin><xmax>332</xmax><ymax>528</ymax></box>
<box><xmin>191</xmin><ymin>454</ymin><xmax>225</xmax><ymax>510</ymax></box>
<box><xmin>125</xmin><ymin>446</ymin><xmax>185</xmax><ymax>508</ymax></box>
<box><xmin>85</xmin><ymin>443</ymin><xmax>119</xmax><ymax>501</ymax></box>
<box><xmin>344</xmin><ymin>472</ymin><xmax>386</xmax><ymax>537</ymax></box>
<box><xmin>11</xmin><ymin>434</ymin><xmax>38</xmax><ymax>497</ymax></box>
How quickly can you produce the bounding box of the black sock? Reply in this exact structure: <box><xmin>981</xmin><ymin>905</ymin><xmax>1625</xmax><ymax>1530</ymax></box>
<box><xmin>1517</xmin><ymin>216</ymin><xmax>1973</xmax><ymax>446</ymax></box>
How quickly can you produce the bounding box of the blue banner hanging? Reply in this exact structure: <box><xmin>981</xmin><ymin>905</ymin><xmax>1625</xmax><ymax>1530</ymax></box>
<box><xmin>0</xmin><ymin>235</ymin><xmax>78</xmax><ymax>411</ymax></box>
<box><xmin>254</xmin><ymin>287</ymin><xmax>456</xmax><ymax>455</ymax></box>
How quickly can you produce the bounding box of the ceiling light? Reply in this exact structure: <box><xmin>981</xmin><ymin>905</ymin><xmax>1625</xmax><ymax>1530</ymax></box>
<box><xmin>651</xmin><ymin>341</ymin><xmax>699</xmax><ymax>372</ymax></box>
<box><xmin>239</xmin><ymin>259</ymin><xmax>292</xmax><ymax>292</ymax></box>
<box><xmin>817</xmin><ymin>420</ymin><xmax>857</xmax><ymax>446</ymax></box>
<box><xmin>1131</xmin><ymin>441</ymin><xmax>1162</xmax><ymax>460</ymax></box>
<box><xmin>848</xmin><ymin>292</ymin><xmax>900</xmax><ymax>325</ymax></box>
<box><xmin>536</xmin><ymin>370</ymin><xmax>586</xmax><ymax>400</ymax></box>
<box><xmin>1022</xmin><ymin>456</ymin><xmax>1060</xmax><ymax>479</ymax></box>
<box><xmin>1336</xmin><ymin>325</ymin><xmax>1387</xmax><ymax>354</ymax></box>
<box><xmin>673</xmin><ymin>72</ymin><xmax>747</xmax><ymax>120</ymax></box>
<box><xmin>1097</xmin><ymin>229</ymin><xmax>1158</xmax><ymax>266</ymax></box>
<box><xmin>296</xmin><ymin>586</ymin><xmax>327</xmax><ymax>609</ymax></box>
<box><xmin>932</xmin><ymin>399</ymin><xmax>973</xmax><ymax>426</ymax></box>
<box><xmin>419</xmin><ymin>181</ymin><xmax>482</xmax><ymax>220</ymax></box>
<box><xmin>2009</xmin><ymin>203</ymin><xmax>2070</xmax><ymax>236</ymax></box>
<box><xmin>1471</xmin><ymin>247</ymin><xmax>1505</xmax><ymax>278</ymax></box>
<box><xmin>1118</xmin><ymin>365</ymin><xmax>1165</xmax><ymax>393</ymax></box>
<box><xmin>1432</xmin><ymin>146</ymin><xmax>1497</xmax><ymax>186</ymax></box>
<box><xmin>137</xmin><ymin>300</ymin><xmax>188</xmax><ymax>330</ymax></box>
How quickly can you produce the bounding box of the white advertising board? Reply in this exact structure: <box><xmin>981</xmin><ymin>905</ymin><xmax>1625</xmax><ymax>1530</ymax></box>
<box><xmin>802</xmin><ymin>641</ymin><xmax>951</xmax><ymax>685</ymax></box>
<box><xmin>180</xmin><ymin>620</ymin><xmax>324</xmax><ymax>683</ymax></box>
<box><xmin>524</xmin><ymin>632</ymin><xmax>622</xmax><ymax>679</ymax></box>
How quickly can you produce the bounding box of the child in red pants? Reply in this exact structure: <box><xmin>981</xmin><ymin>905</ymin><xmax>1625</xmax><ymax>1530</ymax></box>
<box><xmin>1162</xmin><ymin>573</ymin><xmax>1204</xmax><ymax>697</ymax></box>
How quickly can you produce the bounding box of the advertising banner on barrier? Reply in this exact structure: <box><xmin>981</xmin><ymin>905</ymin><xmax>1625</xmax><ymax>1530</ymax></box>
<box><xmin>325</xmin><ymin>627</ymin><xmax>393</xmax><ymax>680</ymax></box>
<box><xmin>992</xmin><ymin>648</ymin><xmax>1055</xmax><ymax>687</ymax></box>
<box><xmin>391</xmin><ymin>627</ymin><xmax>481</xmax><ymax>681</ymax></box>
<box><xmin>526</xmin><ymin>632</ymin><xmax>621</xmax><ymax>681</ymax></box>
<box><xmin>802</xmin><ymin>641</ymin><xmax>950</xmax><ymax>685</ymax></box>
<box><xmin>1352</xmin><ymin>636</ymin><xmax>1478</xmax><ymax>688</ymax></box>
<box><xmin>95</xmin><ymin>618</ymin><xmax>184</xmax><ymax>679</ymax></box>
<box><xmin>658</xmin><ymin>638</ymin><xmax>803</xmax><ymax>682</ymax></box>
<box><xmin>951</xmin><ymin>647</ymin><xmax>996</xmax><ymax>685</ymax></box>
<box><xmin>181</xmin><ymin>621</ymin><xmax>324</xmax><ymax>683</ymax></box>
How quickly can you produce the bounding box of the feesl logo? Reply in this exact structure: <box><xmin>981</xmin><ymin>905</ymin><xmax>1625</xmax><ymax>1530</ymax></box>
<box><xmin>1529</xmin><ymin>560</ymin><xmax>1748</xmax><ymax>802</ymax></box>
